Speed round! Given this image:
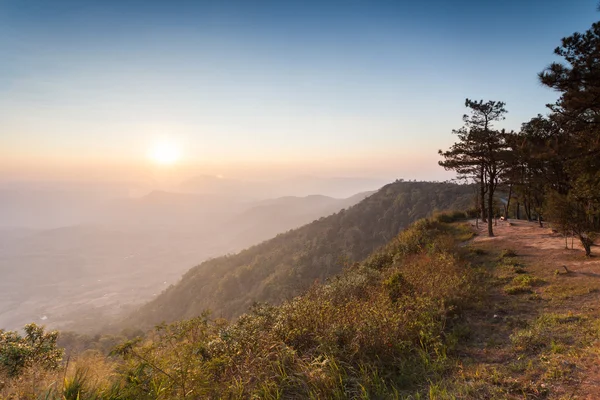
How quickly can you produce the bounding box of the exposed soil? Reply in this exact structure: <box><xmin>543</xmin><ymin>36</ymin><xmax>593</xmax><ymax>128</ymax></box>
<box><xmin>456</xmin><ymin>219</ymin><xmax>600</xmax><ymax>399</ymax></box>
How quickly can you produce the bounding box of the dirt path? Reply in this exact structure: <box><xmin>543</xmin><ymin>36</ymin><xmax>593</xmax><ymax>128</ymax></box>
<box><xmin>455</xmin><ymin>219</ymin><xmax>600</xmax><ymax>399</ymax></box>
<box><xmin>474</xmin><ymin>219</ymin><xmax>598</xmax><ymax>271</ymax></box>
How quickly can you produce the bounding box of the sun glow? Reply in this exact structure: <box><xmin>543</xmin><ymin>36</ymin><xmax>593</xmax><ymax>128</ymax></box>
<box><xmin>148</xmin><ymin>140</ymin><xmax>182</xmax><ymax>165</ymax></box>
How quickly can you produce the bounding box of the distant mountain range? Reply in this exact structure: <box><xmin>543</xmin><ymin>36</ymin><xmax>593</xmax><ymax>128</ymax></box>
<box><xmin>0</xmin><ymin>178</ymin><xmax>472</xmax><ymax>333</ymax></box>
<box><xmin>179</xmin><ymin>175</ymin><xmax>387</xmax><ymax>199</ymax></box>
<box><xmin>0</xmin><ymin>187</ymin><xmax>375</xmax><ymax>332</ymax></box>
<box><xmin>0</xmin><ymin>184</ymin><xmax>128</xmax><ymax>229</ymax></box>
<box><xmin>128</xmin><ymin>181</ymin><xmax>474</xmax><ymax>329</ymax></box>
<box><xmin>0</xmin><ymin>175</ymin><xmax>386</xmax><ymax>229</ymax></box>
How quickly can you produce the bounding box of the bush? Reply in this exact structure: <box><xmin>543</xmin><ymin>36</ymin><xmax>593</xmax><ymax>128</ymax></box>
<box><xmin>504</xmin><ymin>286</ymin><xmax>533</xmax><ymax>295</ymax></box>
<box><xmin>504</xmin><ymin>274</ymin><xmax>544</xmax><ymax>295</ymax></box>
<box><xmin>384</xmin><ymin>272</ymin><xmax>413</xmax><ymax>302</ymax></box>
<box><xmin>465</xmin><ymin>208</ymin><xmax>479</xmax><ymax>218</ymax></box>
<box><xmin>469</xmin><ymin>247</ymin><xmax>487</xmax><ymax>255</ymax></box>
<box><xmin>0</xmin><ymin>324</ymin><xmax>63</xmax><ymax>378</ymax></box>
<box><xmin>364</xmin><ymin>251</ymin><xmax>395</xmax><ymax>270</ymax></box>
<box><xmin>433</xmin><ymin>210</ymin><xmax>467</xmax><ymax>223</ymax></box>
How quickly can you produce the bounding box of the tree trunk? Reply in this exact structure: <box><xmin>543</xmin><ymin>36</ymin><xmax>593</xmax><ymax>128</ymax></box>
<box><xmin>504</xmin><ymin>184</ymin><xmax>513</xmax><ymax>220</ymax></box>
<box><xmin>538</xmin><ymin>214</ymin><xmax>543</xmax><ymax>228</ymax></box>
<box><xmin>480</xmin><ymin>190</ymin><xmax>486</xmax><ymax>222</ymax></box>
<box><xmin>480</xmin><ymin>169</ymin><xmax>487</xmax><ymax>223</ymax></box>
<box><xmin>487</xmin><ymin>185</ymin><xmax>494</xmax><ymax>237</ymax></box>
<box><xmin>579</xmin><ymin>234</ymin><xmax>592</xmax><ymax>257</ymax></box>
<box><xmin>516</xmin><ymin>202</ymin><xmax>520</xmax><ymax>220</ymax></box>
<box><xmin>583</xmin><ymin>241</ymin><xmax>592</xmax><ymax>257</ymax></box>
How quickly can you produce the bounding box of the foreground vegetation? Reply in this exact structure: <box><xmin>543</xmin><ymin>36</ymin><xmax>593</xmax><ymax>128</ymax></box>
<box><xmin>2</xmin><ymin>215</ymin><xmax>483</xmax><ymax>399</ymax></box>
<box><xmin>4</xmin><ymin>217</ymin><xmax>600</xmax><ymax>399</ymax></box>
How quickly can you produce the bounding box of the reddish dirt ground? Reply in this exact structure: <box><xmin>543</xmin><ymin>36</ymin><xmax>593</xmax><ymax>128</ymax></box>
<box><xmin>465</xmin><ymin>219</ymin><xmax>600</xmax><ymax>399</ymax></box>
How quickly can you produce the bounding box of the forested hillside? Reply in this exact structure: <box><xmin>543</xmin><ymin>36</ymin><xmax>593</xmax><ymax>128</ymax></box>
<box><xmin>2</xmin><ymin>214</ymin><xmax>480</xmax><ymax>399</ymax></box>
<box><xmin>0</xmin><ymin>189</ymin><xmax>373</xmax><ymax>332</ymax></box>
<box><xmin>129</xmin><ymin>181</ymin><xmax>474</xmax><ymax>327</ymax></box>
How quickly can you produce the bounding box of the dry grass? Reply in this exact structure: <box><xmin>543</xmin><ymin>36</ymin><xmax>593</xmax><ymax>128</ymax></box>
<box><xmin>434</xmin><ymin>219</ymin><xmax>600</xmax><ymax>399</ymax></box>
<box><xmin>4</xmin><ymin>218</ymin><xmax>599</xmax><ymax>399</ymax></box>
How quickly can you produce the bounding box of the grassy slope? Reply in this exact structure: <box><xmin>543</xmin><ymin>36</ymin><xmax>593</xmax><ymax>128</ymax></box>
<box><xmin>116</xmin><ymin>219</ymin><xmax>600</xmax><ymax>399</ymax></box>
<box><xmin>2</xmin><ymin>216</ymin><xmax>477</xmax><ymax>398</ymax></box>
<box><xmin>128</xmin><ymin>181</ymin><xmax>474</xmax><ymax>328</ymax></box>
<box><xmin>5</xmin><ymin>217</ymin><xmax>600</xmax><ymax>399</ymax></box>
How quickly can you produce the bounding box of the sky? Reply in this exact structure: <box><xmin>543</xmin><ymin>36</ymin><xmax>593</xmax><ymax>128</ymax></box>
<box><xmin>0</xmin><ymin>0</ymin><xmax>598</xmax><ymax>183</ymax></box>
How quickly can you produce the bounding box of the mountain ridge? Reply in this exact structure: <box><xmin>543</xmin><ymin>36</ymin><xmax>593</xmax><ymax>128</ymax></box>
<box><xmin>0</xmin><ymin>190</ymin><xmax>373</xmax><ymax>332</ymax></box>
<box><xmin>127</xmin><ymin>180</ymin><xmax>474</xmax><ymax>328</ymax></box>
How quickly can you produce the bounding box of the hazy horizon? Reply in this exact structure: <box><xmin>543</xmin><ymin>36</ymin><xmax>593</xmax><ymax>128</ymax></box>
<box><xmin>3</xmin><ymin>0</ymin><xmax>600</xmax><ymax>397</ymax></box>
<box><xmin>0</xmin><ymin>156</ymin><xmax>449</xmax><ymax>186</ymax></box>
<box><xmin>1</xmin><ymin>0</ymin><xmax>598</xmax><ymax>330</ymax></box>
<box><xmin>2</xmin><ymin>0</ymin><xmax>597</xmax><ymax>184</ymax></box>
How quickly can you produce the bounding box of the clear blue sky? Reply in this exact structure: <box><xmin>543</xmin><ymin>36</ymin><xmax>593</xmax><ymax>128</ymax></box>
<box><xmin>0</xmin><ymin>0</ymin><xmax>597</xmax><ymax>181</ymax></box>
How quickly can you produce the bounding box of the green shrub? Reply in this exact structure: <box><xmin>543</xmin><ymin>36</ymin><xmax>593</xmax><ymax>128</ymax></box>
<box><xmin>504</xmin><ymin>274</ymin><xmax>544</xmax><ymax>295</ymax></box>
<box><xmin>0</xmin><ymin>324</ymin><xmax>63</xmax><ymax>378</ymax></box>
<box><xmin>465</xmin><ymin>208</ymin><xmax>479</xmax><ymax>218</ymax></box>
<box><xmin>504</xmin><ymin>286</ymin><xmax>533</xmax><ymax>295</ymax></box>
<box><xmin>513</xmin><ymin>274</ymin><xmax>544</xmax><ymax>287</ymax></box>
<box><xmin>469</xmin><ymin>247</ymin><xmax>487</xmax><ymax>255</ymax></box>
<box><xmin>384</xmin><ymin>272</ymin><xmax>413</xmax><ymax>302</ymax></box>
<box><xmin>364</xmin><ymin>251</ymin><xmax>395</xmax><ymax>270</ymax></box>
<box><xmin>433</xmin><ymin>210</ymin><xmax>467</xmax><ymax>223</ymax></box>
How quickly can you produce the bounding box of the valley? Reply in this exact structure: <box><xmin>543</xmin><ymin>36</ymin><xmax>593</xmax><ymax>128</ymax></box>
<box><xmin>2</xmin><ymin>2</ymin><xmax>599</xmax><ymax>398</ymax></box>
<box><xmin>0</xmin><ymin>186</ymin><xmax>375</xmax><ymax>332</ymax></box>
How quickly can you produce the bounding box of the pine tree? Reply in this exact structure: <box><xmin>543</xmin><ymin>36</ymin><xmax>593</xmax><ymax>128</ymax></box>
<box><xmin>539</xmin><ymin>20</ymin><xmax>600</xmax><ymax>255</ymax></box>
<box><xmin>439</xmin><ymin>99</ymin><xmax>511</xmax><ymax>236</ymax></box>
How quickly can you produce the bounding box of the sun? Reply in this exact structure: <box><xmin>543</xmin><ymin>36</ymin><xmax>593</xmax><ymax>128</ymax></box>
<box><xmin>148</xmin><ymin>140</ymin><xmax>181</xmax><ymax>165</ymax></box>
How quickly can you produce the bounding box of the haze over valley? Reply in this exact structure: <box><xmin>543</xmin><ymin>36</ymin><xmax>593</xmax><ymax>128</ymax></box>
<box><xmin>0</xmin><ymin>176</ymin><xmax>380</xmax><ymax>331</ymax></box>
<box><xmin>2</xmin><ymin>1</ymin><xmax>600</xmax><ymax>398</ymax></box>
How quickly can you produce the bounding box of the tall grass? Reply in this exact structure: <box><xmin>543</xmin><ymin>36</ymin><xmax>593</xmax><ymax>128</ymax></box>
<box><xmin>2</xmin><ymin>216</ymin><xmax>478</xmax><ymax>399</ymax></box>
